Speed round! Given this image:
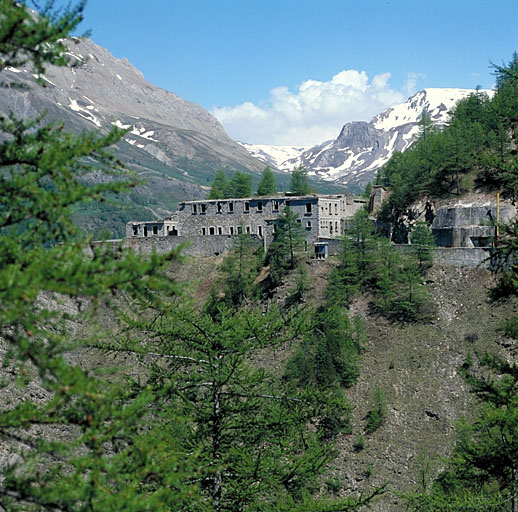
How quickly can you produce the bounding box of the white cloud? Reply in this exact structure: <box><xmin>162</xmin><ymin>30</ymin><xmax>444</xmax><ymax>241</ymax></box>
<box><xmin>211</xmin><ymin>70</ymin><xmax>406</xmax><ymax>146</ymax></box>
<box><xmin>402</xmin><ymin>72</ymin><xmax>426</xmax><ymax>97</ymax></box>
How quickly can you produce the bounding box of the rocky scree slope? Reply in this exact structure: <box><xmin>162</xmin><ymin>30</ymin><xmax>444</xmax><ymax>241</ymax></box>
<box><xmin>244</xmin><ymin>88</ymin><xmax>492</xmax><ymax>189</ymax></box>
<box><xmin>0</xmin><ymin>37</ymin><xmax>265</xmax><ymax>235</ymax></box>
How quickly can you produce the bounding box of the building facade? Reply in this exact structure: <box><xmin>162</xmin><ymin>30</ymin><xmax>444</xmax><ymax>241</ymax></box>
<box><xmin>126</xmin><ymin>194</ymin><xmax>366</xmax><ymax>255</ymax></box>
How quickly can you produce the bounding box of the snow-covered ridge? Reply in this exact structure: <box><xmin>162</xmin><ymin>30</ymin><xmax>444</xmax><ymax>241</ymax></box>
<box><xmin>238</xmin><ymin>142</ymin><xmax>309</xmax><ymax>170</ymax></box>
<box><xmin>241</xmin><ymin>88</ymin><xmax>494</xmax><ymax>187</ymax></box>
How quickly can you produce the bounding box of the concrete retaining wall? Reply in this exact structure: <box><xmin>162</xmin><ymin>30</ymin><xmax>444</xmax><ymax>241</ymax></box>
<box><xmin>394</xmin><ymin>245</ymin><xmax>493</xmax><ymax>268</ymax></box>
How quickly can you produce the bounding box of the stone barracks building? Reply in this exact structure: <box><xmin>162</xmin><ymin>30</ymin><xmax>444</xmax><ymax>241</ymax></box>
<box><xmin>126</xmin><ymin>194</ymin><xmax>366</xmax><ymax>258</ymax></box>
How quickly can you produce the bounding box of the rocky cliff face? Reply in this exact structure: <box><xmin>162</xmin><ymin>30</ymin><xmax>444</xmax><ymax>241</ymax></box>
<box><xmin>0</xmin><ymin>37</ymin><xmax>265</xmax><ymax>235</ymax></box>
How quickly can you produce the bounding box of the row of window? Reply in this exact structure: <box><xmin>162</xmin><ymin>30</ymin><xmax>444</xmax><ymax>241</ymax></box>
<box><xmin>191</xmin><ymin>200</ymin><xmax>313</xmax><ymax>215</ymax></box>
<box><xmin>133</xmin><ymin>225</ymin><xmax>160</xmax><ymax>236</ymax></box>
<box><xmin>320</xmin><ymin>202</ymin><xmax>341</xmax><ymax>215</ymax></box>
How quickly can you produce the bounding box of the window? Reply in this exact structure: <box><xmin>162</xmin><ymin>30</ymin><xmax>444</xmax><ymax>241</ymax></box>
<box><xmin>218</xmin><ymin>227</ymin><xmax>222</xmax><ymax>235</ymax></box>
<box><xmin>257</xmin><ymin>225</ymin><xmax>263</xmax><ymax>237</ymax></box>
<box><xmin>257</xmin><ymin>201</ymin><xmax>263</xmax><ymax>212</ymax></box>
<box><xmin>153</xmin><ymin>226</ymin><xmax>158</xmax><ymax>235</ymax></box>
<box><xmin>335</xmin><ymin>222</ymin><xmax>338</xmax><ymax>232</ymax></box>
<box><xmin>228</xmin><ymin>202</ymin><xmax>234</xmax><ymax>213</ymax></box>
<box><xmin>244</xmin><ymin>201</ymin><xmax>250</xmax><ymax>212</ymax></box>
<box><xmin>143</xmin><ymin>226</ymin><xmax>148</xmax><ymax>237</ymax></box>
<box><xmin>246</xmin><ymin>226</ymin><xmax>251</xmax><ymax>233</ymax></box>
<box><xmin>202</xmin><ymin>227</ymin><xmax>206</xmax><ymax>235</ymax></box>
<box><xmin>286</xmin><ymin>200</ymin><xmax>291</xmax><ymax>207</ymax></box>
<box><xmin>229</xmin><ymin>226</ymin><xmax>234</xmax><ymax>235</ymax></box>
<box><xmin>168</xmin><ymin>226</ymin><xmax>178</xmax><ymax>236</ymax></box>
<box><xmin>132</xmin><ymin>226</ymin><xmax>138</xmax><ymax>236</ymax></box>
<box><xmin>201</xmin><ymin>204</ymin><xmax>206</xmax><ymax>214</ymax></box>
<box><xmin>237</xmin><ymin>226</ymin><xmax>243</xmax><ymax>234</ymax></box>
<box><xmin>306</xmin><ymin>221</ymin><xmax>312</xmax><ymax>229</ymax></box>
<box><xmin>192</xmin><ymin>204</ymin><xmax>197</xmax><ymax>214</ymax></box>
<box><xmin>209</xmin><ymin>227</ymin><xmax>215</xmax><ymax>235</ymax></box>
<box><xmin>272</xmin><ymin>224</ymin><xmax>277</xmax><ymax>233</ymax></box>
<box><xmin>273</xmin><ymin>201</ymin><xmax>279</xmax><ymax>211</ymax></box>
<box><xmin>335</xmin><ymin>203</ymin><xmax>338</xmax><ymax>215</ymax></box>
<box><xmin>217</xmin><ymin>202</ymin><xmax>223</xmax><ymax>213</ymax></box>
<box><xmin>305</xmin><ymin>203</ymin><xmax>312</xmax><ymax>214</ymax></box>
<box><xmin>296</xmin><ymin>219</ymin><xmax>301</xmax><ymax>224</ymax></box>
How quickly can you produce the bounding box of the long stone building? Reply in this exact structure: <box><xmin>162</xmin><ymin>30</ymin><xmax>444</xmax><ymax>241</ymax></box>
<box><xmin>126</xmin><ymin>194</ymin><xmax>366</xmax><ymax>258</ymax></box>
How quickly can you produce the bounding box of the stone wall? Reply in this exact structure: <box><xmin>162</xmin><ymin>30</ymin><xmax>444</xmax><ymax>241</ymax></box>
<box><xmin>123</xmin><ymin>235</ymin><xmax>241</xmax><ymax>257</ymax></box>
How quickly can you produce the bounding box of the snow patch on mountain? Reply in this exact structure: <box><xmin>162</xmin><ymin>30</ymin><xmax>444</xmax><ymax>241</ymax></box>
<box><xmin>241</xmin><ymin>88</ymin><xmax>494</xmax><ymax>187</ymax></box>
<box><xmin>238</xmin><ymin>142</ymin><xmax>309</xmax><ymax>170</ymax></box>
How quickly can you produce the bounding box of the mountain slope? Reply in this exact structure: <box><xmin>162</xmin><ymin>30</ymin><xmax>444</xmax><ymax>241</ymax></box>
<box><xmin>243</xmin><ymin>88</ymin><xmax>493</xmax><ymax>188</ymax></box>
<box><xmin>0</xmin><ymin>37</ymin><xmax>266</xmax><ymax>236</ymax></box>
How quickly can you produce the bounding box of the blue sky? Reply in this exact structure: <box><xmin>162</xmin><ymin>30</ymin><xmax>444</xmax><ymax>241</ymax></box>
<box><xmin>61</xmin><ymin>0</ymin><xmax>518</xmax><ymax>145</ymax></box>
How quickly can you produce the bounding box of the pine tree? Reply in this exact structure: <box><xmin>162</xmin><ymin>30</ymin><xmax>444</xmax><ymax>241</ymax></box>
<box><xmin>112</xmin><ymin>301</ymin><xmax>367</xmax><ymax>512</ymax></box>
<box><xmin>208</xmin><ymin>169</ymin><xmax>229</xmax><ymax>199</ymax></box>
<box><xmin>256</xmin><ymin>165</ymin><xmax>277</xmax><ymax>196</ymax></box>
<box><xmin>267</xmin><ymin>207</ymin><xmax>306</xmax><ymax>288</ymax></box>
<box><xmin>0</xmin><ymin>3</ymin><xmax>191</xmax><ymax>509</ymax></box>
<box><xmin>290</xmin><ymin>165</ymin><xmax>311</xmax><ymax>195</ymax></box>
<box><xmin>226</xmin><ymin>171</ymin><xmax>252</xmax><ymax>198</ymax></box>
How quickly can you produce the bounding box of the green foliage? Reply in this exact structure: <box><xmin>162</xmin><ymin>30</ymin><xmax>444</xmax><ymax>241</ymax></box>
<box><xmin>227</xmin><ymin>170</ymin><xmax>253</xmax><ymax>198</ymax></box>
<box><xmin>365</xmin><ymin>386</ymin><xmax>387</xmax><ymax>434</ymax></box>
<box><xmin>204</xmin><ymin>230</ymin><xmax>261</xmax><ymax>314</ymax></box>
<box><xmin>208</xmin><ymin>170</ymin><xmax>253</xmax><ymax>199</ymax></box>
<box><xmin>290</xmin><ymin>165</ymin><xmax>312</xmax><ymax>195</ymax></box>
<box><xmin>208</xmin><ymin>169</ymin><xmax>229</xmax><ymax>199</ymax></box>
<box><xmin>113</xmin><ymin>301</ymin><xmax>364</xmax><ymax>511</ymax></box>
<box><xmin>257</xmin><ymin>165</ymin><xmax>277</xmax><ymax>196</ymax></box>
<box><xmin>327</xmin><ymin>210</ymin><xmax>431</xmax><ymax>322</ymax></box>
<box><xmin>410</xmin><ymin>222</ymin><xmax>436</xmax><ymax>271</ymax></box>
<box><xmin>0</xmin><ymin>3</ymin><xmax>194</xmax><ymax>510</ymax></box>
<box><xmin>266</xmin><ymin>206</ymin><xmax>306</xmax><ymax>288</ymax></box>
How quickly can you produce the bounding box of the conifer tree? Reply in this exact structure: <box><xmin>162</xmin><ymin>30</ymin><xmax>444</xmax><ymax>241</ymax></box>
<box><xmin>0</xmin><ymin>2</ymin><xmax>193</xmax><ymax>509</ymax></box>
<box><xmin>256</xmin><ymin>165</ymin><xmax>277</xmax><ymax>196</ymax></box>
<box><xmin>290</xmin><ymin>165</ymin><xmax>311</xmax><ymax>195</ymax></box>
<box><xmin>208</xmin><ymin>169</ymin><xmax>229</xmax><ymax>199</ymax></box>
<box><xmin>267</xmin><ymin>207</ymin><xmax>306</xmax><ymax>287</ymax></box>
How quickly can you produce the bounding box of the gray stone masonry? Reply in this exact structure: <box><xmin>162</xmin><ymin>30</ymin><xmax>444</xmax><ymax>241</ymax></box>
<box><xmin>126</xmin><ymin>194</ymin><xmax>366</xmax><ymax>255</ymax></box>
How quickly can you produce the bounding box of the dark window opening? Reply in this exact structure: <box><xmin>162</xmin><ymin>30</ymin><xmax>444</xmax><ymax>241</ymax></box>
<box><xmin>229</xmin><ymin>202</ymin><xmax>234</xmax><ymax>213</ymax></box>
<box><xmin>218</xmin><ymin>227</ymin><xmax>222</xmax><ymax>235</ymax></box>
<box><xmin>217</xmin><ymin>202</ymin><xmax>223</xmax><ymax>213</ymax></box>
<box><xmin>305</xmin><ymin>203</ymin><xmax>312</xmax><ymax>214</ymax></box>
<box><xmin>143</xmin><ymin>226</ymin><xmax>148</xmax><ymax>237</ymax></box>
<box><xmin>244</xmin><ymin>201</ymin><xmax>250</xmax><ymax>212</ymax></box>
<box><xmin>153</xmin><ymin>226</ymin><xmax>158</xmax><ymax>235</ymax></box>
<box><xmin>257</xmin><ymin>225</ymin><xmax>263</xmax><ymax>237</ymax></box>
<box><xmin>246</xmin><ymin>226</ymin><xmax>250</xmax><ymax>233</ymax></box>
<box><xmin>201</xmin><ymin>204</ymin><xmax>206</xmax><ymax>214</ymax></box>
<box><xmin>273</xmin><ymin>201</ymin><xmax>279</xmax><ymax>211</ymax></box>
<box><xmin>192</xmin><ymin>204</ymin><xmax>197</xmax><ymax>214</ymax></box>
<box><xmin>230</xmin><ymin>226</ymin><xmax>234</xmax><ymax>235</ymax></box>
<box><xmin>168</xmin><ymin>226</ymin><xmax>178</xmax><ymax>236</ymax></box>
<box><xmin>209</xmin><ymin>227</ymin><xmax>215</xmax><ymax>235</ymax></box>
<box><xmin>257</xmin><ymin>201</ymin><xmax>263</xmax><ymax>212</ymax></box>
<box><xmin>132</xmin><ymin>226</ymin><xmax>138</xmax><ymax>236</ymax></box>
<box><xmin>237</xmin><ymin>226</ymin><xmax>243</xmax><ymax>234</ymax></box>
